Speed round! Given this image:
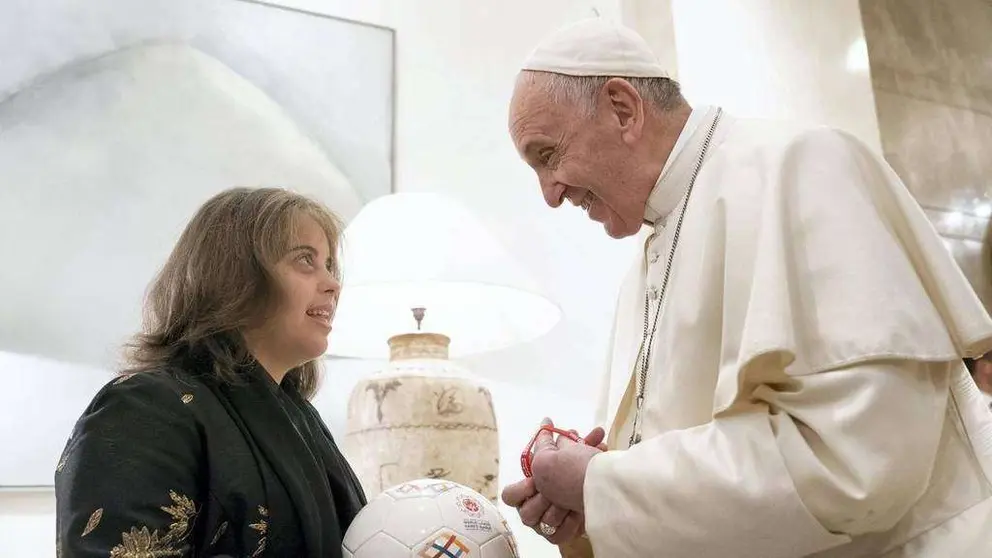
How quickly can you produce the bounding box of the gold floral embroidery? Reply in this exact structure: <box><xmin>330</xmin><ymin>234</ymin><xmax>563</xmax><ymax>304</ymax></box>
<box><xmin>108</xmin><ymin>491</ymin><xmax>198</xmax><ymax>558</ymax></box>
<box><xmin>110</xmin><ymin>527</ymin><xmax>182</xmax><ymax>558</ymax></box>
<box><xmin>56</xmin><ymin>431</ymin><xmax>76</xmax><ymax>475</ymax></box>
<box><xmin>209</xmin><ymin>521</ymin><xmax>228</xmax><ymax>547</ymax></box>
<box><xmin>249</xmin><ymin>506</ymin><xmax>268</xmax><ymax>557</ymax></box>
<box><xmin>81</xmin><ymin>508</ymin><xmax>103</xmax><ymax>537</ymax></box>
<box><xmin>161</xmin><ymin>491</ymin><xmax>197</xmax><ymax>536</ymax></box>
<box><xmin>180</xmin><ymin>393</ymin><xmax>194</xmax><ymax>404</ymax></box>
<box><xmin>55</xmin><ymin>452</ymin><xmax>68</xmax><ymax>474</ymax></box>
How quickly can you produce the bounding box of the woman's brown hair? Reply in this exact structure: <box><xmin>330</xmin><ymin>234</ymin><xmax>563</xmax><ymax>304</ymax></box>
<box><xmin>122</xmin><ymin>187</ymin><xmax>344</xmax><ymax>399</ymax></box>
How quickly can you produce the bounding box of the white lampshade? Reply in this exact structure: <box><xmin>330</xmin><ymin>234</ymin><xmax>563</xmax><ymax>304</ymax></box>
<box><xmin>328</xmin><ymin>192</ymin><xmax>561</xmax><ymax>359</ymax></box>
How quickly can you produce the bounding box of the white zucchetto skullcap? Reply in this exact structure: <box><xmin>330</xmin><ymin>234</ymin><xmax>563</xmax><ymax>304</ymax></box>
<box><xmin>521</xmin><ymin>18</ymin><xmax>669</xmax><ymax>78</ymax></box>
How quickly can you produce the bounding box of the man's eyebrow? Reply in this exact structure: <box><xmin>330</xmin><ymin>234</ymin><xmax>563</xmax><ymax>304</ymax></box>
<box><xmin>520</xmin><ymin>138</ymin><xmax>551</xmax><ymax>162</ymax></box>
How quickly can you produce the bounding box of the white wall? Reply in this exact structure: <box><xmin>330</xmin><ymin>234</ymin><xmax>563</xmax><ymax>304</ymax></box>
<box><xmin>0</xmin><ymin>355</ymin><xmax>110</xmax><ymax>558</ymax></box>
<box><xmin>0</xmin><ymin>491</ymin><xmax>54</xmax><ymax>558</ymax></box>
<box><xmin>0</xmin><ymin>353</ymin><xmax>113</xmax><ymax>487</ymax></box>
<box><xmin>668</xmin><ymin>0</ymin><xmax>882</xmax><ymax>152</ymax></box>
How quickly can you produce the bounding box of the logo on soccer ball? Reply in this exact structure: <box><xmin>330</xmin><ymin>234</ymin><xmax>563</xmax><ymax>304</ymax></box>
<box><xmin>429</xmin><ymin>481</ymin><xmax>457</xmax><ymax>495</ymax></box>
<box><xmin>455</xmin><ymin>494</ymin><xmax>483</xmax><ymax>518</ymax></box>
<box><xmin>390</xmin><ymin>483</ymin><xmax>422</xmax><ymax>497</ymax></box>
<box><xmin>418</xmin><ymin>532</ymin><xmax>470</xmax><ymax>558</ymax></box>
<box><xmin>387</xmin><ymin>480</ymin><xmax>458</xmax><ymax>499</ymax></box>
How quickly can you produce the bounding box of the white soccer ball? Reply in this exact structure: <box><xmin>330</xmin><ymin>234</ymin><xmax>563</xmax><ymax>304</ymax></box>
<box><xmin>343</xmin><ymin>478</ymin><xmax>520</xmax><ymax>558</ymax></box>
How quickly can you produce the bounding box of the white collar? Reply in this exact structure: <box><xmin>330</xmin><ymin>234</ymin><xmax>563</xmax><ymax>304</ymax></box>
<box><xmin>643</xmin><ymin>105</ymin><xmax>714</xmax><ymax>226</ymax></box>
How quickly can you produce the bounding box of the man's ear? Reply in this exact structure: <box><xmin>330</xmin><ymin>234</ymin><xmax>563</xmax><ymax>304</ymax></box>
<box><xmin>603</xmin><ymin>78</ymin><xmax>644</xmax><ymax>143</ymax></box>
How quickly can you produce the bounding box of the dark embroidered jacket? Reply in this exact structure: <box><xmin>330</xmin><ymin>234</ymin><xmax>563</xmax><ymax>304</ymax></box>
<box><xmin>54</xmin><ymin>363</ymin><xmax>366</xmax><ymax>557</ymax></box>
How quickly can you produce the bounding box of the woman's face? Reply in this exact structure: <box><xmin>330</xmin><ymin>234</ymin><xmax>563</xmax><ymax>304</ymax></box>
<box><xmin>245</xmin><ymin>214</ymin><xmax>340</xmax><ymax>376</ymax></box>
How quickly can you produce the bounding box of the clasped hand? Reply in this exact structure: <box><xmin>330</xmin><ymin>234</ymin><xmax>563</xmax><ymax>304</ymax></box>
<box><xmin>500</xmin><ymin>418</ymin><xmax>606</xmax><ymax>544</ymax></box>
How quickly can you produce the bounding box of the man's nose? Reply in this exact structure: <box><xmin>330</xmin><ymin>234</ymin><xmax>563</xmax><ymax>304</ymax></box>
<box><xmin>541</xmin><ymin>179</ymin><xmax>565</xmax><ymax>208</ymax></box>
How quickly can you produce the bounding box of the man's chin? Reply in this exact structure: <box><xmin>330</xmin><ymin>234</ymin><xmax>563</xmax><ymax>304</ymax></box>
<box><xmin>602</xmin><ymin>217</ymin><xmax>640</xmax><ymax>239</ymax></box>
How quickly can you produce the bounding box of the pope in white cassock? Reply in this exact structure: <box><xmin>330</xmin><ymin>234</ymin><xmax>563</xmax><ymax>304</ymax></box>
<box><xmin>500</xmin><ymin>18</ymin><xmax>992</xmax><ymax>558</ymax></box>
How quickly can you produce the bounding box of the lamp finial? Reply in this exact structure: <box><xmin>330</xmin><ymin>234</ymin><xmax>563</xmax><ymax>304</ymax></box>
<box><xmin>412</xmin><ymin>307</ymin><xmax>426</xmax><ymax>331</ymax></box>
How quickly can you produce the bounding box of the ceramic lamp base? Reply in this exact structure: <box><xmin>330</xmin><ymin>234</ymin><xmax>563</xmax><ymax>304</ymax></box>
<box><xmin>343</xmin><ymin>332</ymin><xmax>500</xmax><ymax>502</ymax></box>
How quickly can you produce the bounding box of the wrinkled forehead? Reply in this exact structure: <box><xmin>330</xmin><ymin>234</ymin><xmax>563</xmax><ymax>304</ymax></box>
<box><xmin>509</xmin><ymin>73</ymin><xmax>569</xmax><ymax>146</ymax></box>
<box><xmin>508</xmin><ymin>75</ymin><xmax>536</xmax><ymax>128</ymax></box>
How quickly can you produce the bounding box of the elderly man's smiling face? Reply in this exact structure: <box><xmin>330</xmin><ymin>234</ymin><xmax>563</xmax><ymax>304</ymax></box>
<box><xmin>508</xmin><ymin>72</ymin><xmax>653</xmax><ymax>239</ymax></box>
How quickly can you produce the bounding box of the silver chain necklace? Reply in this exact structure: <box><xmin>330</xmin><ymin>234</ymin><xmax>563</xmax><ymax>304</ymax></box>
<box><xmin>628</xmin><ymin>107</ymin><xmax>723</xmax><ymax>447</ymax></box>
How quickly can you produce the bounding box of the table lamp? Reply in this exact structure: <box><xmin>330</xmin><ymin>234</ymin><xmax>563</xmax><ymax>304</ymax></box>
<box><xmin>329</xmin><ymin>192</ymin><xmax>560</xmax><ymax>502</ymax></box>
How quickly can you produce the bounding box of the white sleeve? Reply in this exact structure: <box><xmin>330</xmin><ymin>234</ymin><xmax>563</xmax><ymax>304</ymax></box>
<box><xmin>582</xmin><ymin>359</ymin><xmax>950</xmax><ymax>558</ymax></box>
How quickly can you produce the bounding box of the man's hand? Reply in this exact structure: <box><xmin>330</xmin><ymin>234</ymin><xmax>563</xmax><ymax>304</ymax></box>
<box><xmin>530</xmin><ymin>424</ymin><xmax>603</xmax><ymax>512</ymax></box>
<box><xmin>501</xmin><ymin>476</ymin><xmax>586</xmax><ymax>544</ymax></box>
<box><xmin>501</xmin><ymin>420</ymin><xmax>607</xmax><ymax>544</ymax></box>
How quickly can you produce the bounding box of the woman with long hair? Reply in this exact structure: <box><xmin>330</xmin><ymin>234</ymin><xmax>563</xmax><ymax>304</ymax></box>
<box><xmin>55</xmin><ymin>187</ymin><xmax>365</xmax><ymax>557</ymax></box>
